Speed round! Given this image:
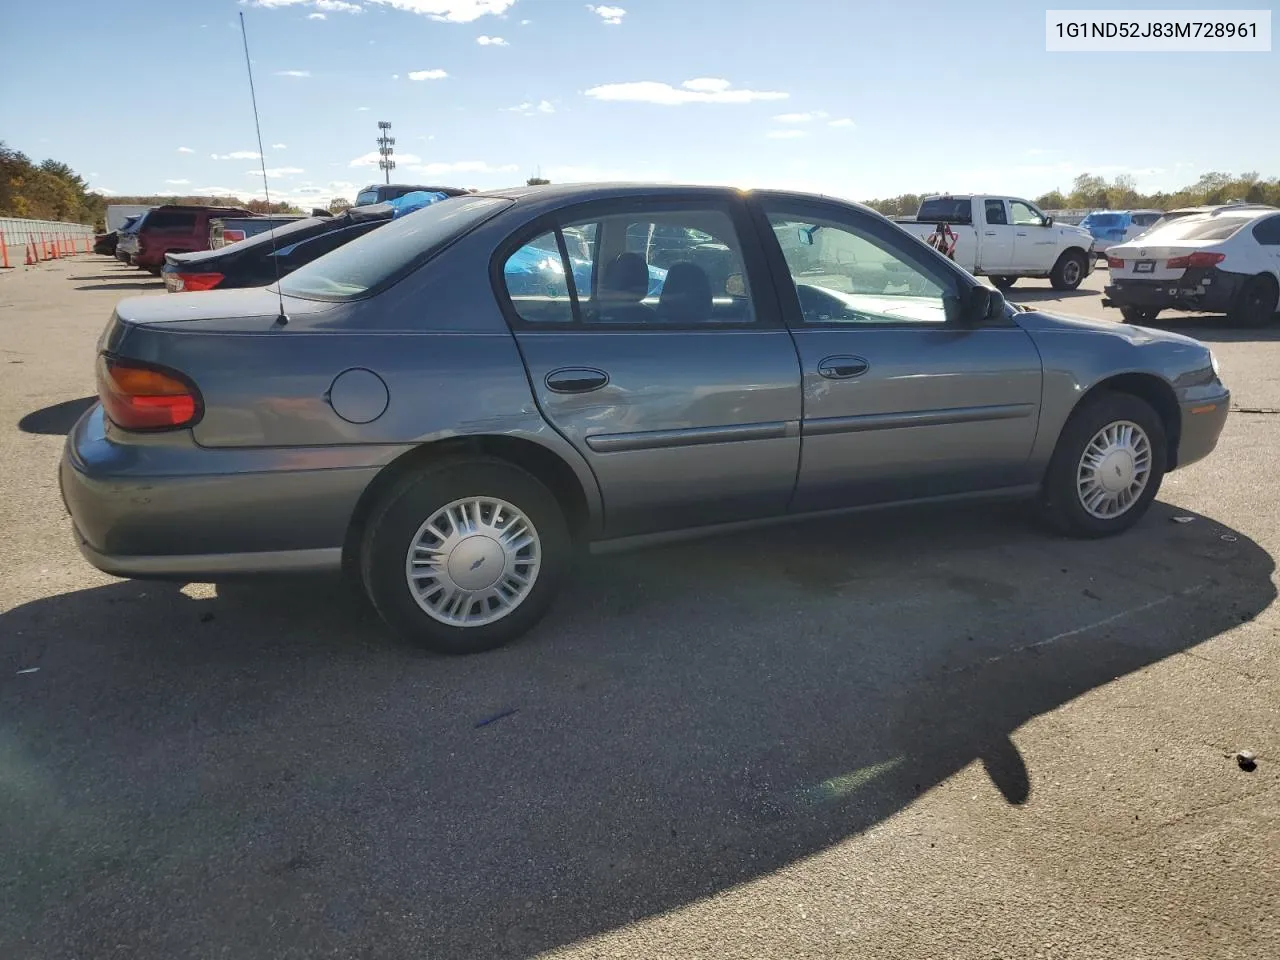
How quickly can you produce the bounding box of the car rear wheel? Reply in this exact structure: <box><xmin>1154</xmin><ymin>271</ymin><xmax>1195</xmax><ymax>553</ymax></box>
<box><xmin>990</xmin><ymin>276</ymin><xmax>1017</xmax><ymax>290</ymax></box>
<box><xmin>1119</xmin><ymin>306</ymin><xmax>1161</xmax><ymax>324</ymax></box>
<box><xmin>1039</xmin><ymin>391</ymin><xmax>1166</xmax><ymax>538</ymax></box>
<box><xmin>1049</xmin><ymin>251</ymin><xmax>1088</xmax><ymax>291</ymax></box>
<box><xmin>1229</xmin><ymin>274</ymin><xmax>1279</xmax><ymax>328</ymax></box>
<box><xmin>360</xmin><ymin>457</ymin><xmax>571</xmax><ymax>654</ymax></box>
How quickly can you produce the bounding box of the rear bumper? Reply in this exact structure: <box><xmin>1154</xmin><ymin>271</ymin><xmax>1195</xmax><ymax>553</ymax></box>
<box><xmin>60</xmin><ymin>405</ymin><xmax>387</xmax><ymax>580</ymax></box>
<box><xmin>1102</xmin><ymin>269</ymin><xmax>1245</xmax><ymax>313</ymax></box>
<box><xmin>1176</xmin><ymin>389</ymin><xmax>1230</xmax><ymax>470</ymax></box>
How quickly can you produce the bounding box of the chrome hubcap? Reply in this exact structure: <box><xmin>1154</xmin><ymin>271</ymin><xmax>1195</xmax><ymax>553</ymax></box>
<box><xmin>1063</xmin><ymin>259</ymin><xmax>1081</xmax><ymax>284</ymax></box>
<box><xmin>405</xmin><ymin>497</ymin><xmax>540</xmax><ymax>626</ymax></box>
<box><xmin>1076</xmin><ymin>420</ymin><xmax>1152</xmax><ymax>519</ymax></box>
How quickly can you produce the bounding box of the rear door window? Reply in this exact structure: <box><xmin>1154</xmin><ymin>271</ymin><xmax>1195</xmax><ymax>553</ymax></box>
<box><xmin>501</xmin><ymin>204</ymin><xmax>757</xmax><ymax>327</ymax></box>
<box><xmin>1252</xmin><ymin>215</ymin><xmax>1280</xmax><ymax>245</ymax></box>
<box><xmin>984</xmin><ymin>200</ymin><xmax>1007</xmax><ymax>225</ymax></box>
<box><xmin>144</xmin><ymin>211</ymin><xmax>198</xmax><ymax>230</ymax></box>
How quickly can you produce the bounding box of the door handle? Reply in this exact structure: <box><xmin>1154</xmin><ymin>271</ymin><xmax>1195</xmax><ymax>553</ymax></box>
<box><xmin>545</xmin><ymin>367</ymin><xmax>609</xmax><ymax>394</ymax></box>
<box><xmin>984</xmin><ymin>231</ymin><xmax>997</xmax><ymax>236</ymax></box>
<box><xmin>817</xmin><ymin>355</ymin><xmax>869</xmax><ymax>380</ymax></box>
<box><xmin>1016</xmin><ymin>231</ymin><xmax>1028</xmax><ymax>237</ymax></box>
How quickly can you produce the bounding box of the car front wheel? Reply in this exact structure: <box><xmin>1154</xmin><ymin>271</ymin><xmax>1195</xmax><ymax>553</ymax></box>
<box><xmin>990</xmin><ymin>275</ymin><xmax>1017</xmax><ymax>290</ymax></box>
<box><xmin>1039</xmin><ymin>391</ymin><xmax>1166</xmax><ymax>538</ymax></box>
<box><xmin>1049</xmin><ymin>251</ymin><xmax>1088</xmax><ymax>291</ymax></box>
<box><xmin>361</xmin><ymin>457</ymin><xmax>571</xmax><ymax>654</ymax></box>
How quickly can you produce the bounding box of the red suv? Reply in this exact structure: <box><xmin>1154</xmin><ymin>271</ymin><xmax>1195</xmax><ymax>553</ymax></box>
<box><xmin>124</xmin><ymin>205</ymin><xmax>253</xmax><ymax>274</ymax></box>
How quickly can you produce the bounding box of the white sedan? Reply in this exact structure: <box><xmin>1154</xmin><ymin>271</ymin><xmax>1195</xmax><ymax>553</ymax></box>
<box><xmin>1102</xmin><ymin>207</ymin><xmax>1280</xmax><ymax>327</ymax></box>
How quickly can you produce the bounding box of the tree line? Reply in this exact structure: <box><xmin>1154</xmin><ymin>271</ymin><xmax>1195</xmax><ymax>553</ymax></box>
<box><xmin>863</xmin><ymin>172</ymin><xmax>1280</xmax><ymax>218</ymax></box>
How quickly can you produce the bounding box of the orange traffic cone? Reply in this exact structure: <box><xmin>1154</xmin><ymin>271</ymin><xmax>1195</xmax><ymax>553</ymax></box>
<box><xmin>25</xmin><ymin>241</ymin><xmax>36</xmax><ymax>265</ymax></box>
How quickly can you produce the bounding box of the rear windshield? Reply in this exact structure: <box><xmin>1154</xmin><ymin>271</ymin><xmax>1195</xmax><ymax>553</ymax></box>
<box><xmin>1083</xmin><ymin>213</ymin><xmax>1125</xmax><ymax>227</ymax></box>
<box><xmin>916</xmin><ymin>198</ymin><xmax>973</xmax><ymax>224</ymax></box>
<box><xmin>1141</xmin><ymin>216</ymin><xmax>1252</xmax><ymax>243</ymax></box>
<box><xmin>278</xmin><ymin>196</ymin><xmax>511</xmax><ymax>300</ymax></box>
<box><xmin>356</xmin><ymin>189</ymin><xmax>380</xmax><ymax>206</ymax></box>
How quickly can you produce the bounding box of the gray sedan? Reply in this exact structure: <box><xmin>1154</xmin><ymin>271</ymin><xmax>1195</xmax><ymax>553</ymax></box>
<box><xmin>60</xmin><ymin>184</ymin><xmax>1231</xmax><ymax>653</ymax></box>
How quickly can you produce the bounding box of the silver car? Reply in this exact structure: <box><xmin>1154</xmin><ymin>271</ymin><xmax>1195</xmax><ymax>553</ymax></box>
<box><xmin>61</xmin><ymin>184</ymin><xmax>1231</xmax><ymax>654</ymax></box>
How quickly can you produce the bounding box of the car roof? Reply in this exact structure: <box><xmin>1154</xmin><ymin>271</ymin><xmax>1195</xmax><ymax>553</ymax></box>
<box><xmin>471</xmin><ymin>181</ymin><xmax>872</xmax><ymax>211</ymax></box>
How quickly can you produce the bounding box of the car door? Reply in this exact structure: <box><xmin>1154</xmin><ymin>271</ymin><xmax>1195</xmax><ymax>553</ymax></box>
<box><xmin>1009</xmin><ymin>199</ymin><xmax>1058</xmax><ymax>270</ymax></box>
<box><xmin>977</xmin><ymin>198</ymin><xmax>1016</xmax><ymax>273</ymax></box>
<box><xmin>499</xmin><ymin>195</ymin><xmax>803</xmax><ymax>539</ymax></box>
<box><xmin>751</xmin><ymin>194</ymin><xmax>1043</xmax><ymax>512</ymax></box>
<box><xmin>1252</xmin><ymin>214</ymin><xmax>1280</xmax><ymax>280</ymax></box>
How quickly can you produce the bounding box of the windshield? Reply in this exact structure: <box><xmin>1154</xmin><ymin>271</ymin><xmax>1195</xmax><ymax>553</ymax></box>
<box><xmin>279</xmin><ymin>196</ymin><xmax>510</xmax><ymax>300</ymax></box>
<box><xmin>1139</xmin><ymin>216</ymin><xmax>1252</xmax><ymax>243</ymax></box>
<box><xmin>1083</xmin><ymin>213</ymin><xmax>1125</xmax><ymax>227</ymax></box>
<box><xmin>916</xmin><ymin>198</ymin><xmax>972</xmax><ymax>224</ymax></box>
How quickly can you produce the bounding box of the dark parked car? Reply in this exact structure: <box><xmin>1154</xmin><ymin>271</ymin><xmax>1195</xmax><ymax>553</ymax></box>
<box><xmin>121</xmin><ymin>204</ymin><xmax>254</xmax><ymax>274</ymax></box>
<box><xmin>62</xmin><ymin>184</ymin><xmax>1230</xmax><ymax>656</ymax></box>
<box><xmin>354</xmin><ymin>183</ymin><xmax>473</xmax><ymax>205</ymax></box>
<box><xmin>94</xmin><ymin>215</ymin><xmax>142</xmax><ymax>257</ymax></box>
<box><xmin>162</xmin><ymin>205</ymin><xmax>393</xmax><ymax>292</ymax></box>
<box><xmin>114</xmin><ymin>214</ymin><xmax>147</xmax><ymax>264</ymax></box>
<box><xmin>209</xmin><ymin>214</ymin><xmax>309</xmax><ymax>249</ymax></box>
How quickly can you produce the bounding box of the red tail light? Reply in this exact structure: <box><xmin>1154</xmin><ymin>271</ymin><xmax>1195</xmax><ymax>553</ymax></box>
<box><xmin>1166</xmin><ymin>252</ymin><xmax>1226</xmax><ymax>270</ymax></box>
<box><xmin>166</xmin><ymin>272</ymin><xmax>224</xmax><ymax>292</ymax></box>
<box><xmin>96</xmin><ymin>355</ymin><xmax>202</xmax><ymax>431</ymax></box>
<box><xmin>222</xmin><ymin>229</ymin><xmax>246</xmax><ymax>244</ymax></box>
<box><xmin>1106</xmin><ymin>256</ymin><xmax>1124</xmax><ymax>268</ymax></box>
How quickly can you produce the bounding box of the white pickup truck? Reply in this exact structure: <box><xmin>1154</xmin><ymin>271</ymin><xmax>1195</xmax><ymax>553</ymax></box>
<box><xmin>892</xmin><ymin>195</ymin><xmax>1096</xmax><ymax>290</ymax></box>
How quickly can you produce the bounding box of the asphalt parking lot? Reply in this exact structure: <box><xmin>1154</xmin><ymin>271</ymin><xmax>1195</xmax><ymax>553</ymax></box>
<box><xmin>2</xmin><ymin>257</ymin><xmax>1278</xmax><ymax>959</ymax></box>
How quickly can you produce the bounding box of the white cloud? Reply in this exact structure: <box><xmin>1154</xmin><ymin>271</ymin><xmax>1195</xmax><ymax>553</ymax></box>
<box><xmin>364</xmin><ymin>1</ymin><xmax>516</xmax><ymax>23</ymax></box>
<box><xmin>392</xmin><ymin>73</ymin><xmax>400</xmax><ymax>79</ymax></box>
<box><xmin>357</xmin><ymin>106</ymin><xmax>370</xmax><ymax>111</ymax></box>
<box><xmin>96</xmin><ymin>187</ymin><xmax>117</xmax><ymax>195</ymax></box>
<box><xmin>272</xmin><ymin>143</ymin><xmax>288</xmax><ymax>149</ymax></box>
<box><xmin>503</xmin><ymin>99</ymin><xmax>555</xmax><ymax>115</ymax></box>
<box><xmin>248</xmin><ymin>167</ymin><xmax>306</xmax><ymax>177</ymax></box>
<box><xmin>827</xmin><ymin>117</ymin><xmax>855</xmax><ymax>128</ymax></box>
<box><xmin>408</xmin><ymin>68</ymin><xmax>448</xmax><ymax>80</ymax></box>
<box><xmin>585</xmin><ymin>78</ymin><xmax>787</xmax><ymax>106</ymax></box>
<box><xmin>247</xmin><ymin>0</ymin><xmax>361</xmax><ymax>12</ymax></box>
<box><xmin>275</xmin><ymin>69</ymin><xmax>311</xmax><ymax>77</ymax></box>
<box><xmin>349</xmin><ymin>151</ymin><xmax>423</xmax><ymax>167</ymax></box>
<box><xmin>477</xmin><ymin>35</ymin><xmax>508</xmax><ymax>45</ymax></box>
<box><xmin>680</xmin><ymin>77</ymin><xmax>730</xmax><ymax>93</ymax></box>
<box><xmin>193</xmin><ymin>186</ymin><xmax>242</xmax><ymax>195</ymax></box>
<box><xmin>587</xmin><ymin>4</ymin><xmax>626</xmax><ymax>24</ymax></box>
<box><xmin>766</xmin><ymin>129</ymin><xmax>806</xmax><ymax>139</ymax></box>
<box><xmin>177</xmin><ymin>146</ymin><xmax>195</xmax><ymax>154</ymax></box>
<box><xmin>520</xmin><ymin>18</ymin><xmax>530</xmax><ymax>25</ymax></box>
<box><xmin>406</xmin><ymin>160</ymin><xmax>519</xmax><ymax>176</ymax></box>
<box><xmin>773</xmin><ymin>110</ymin><xmax>827</xmax><ymax>123</ymax></box>
<box><xmin>164</xmin><ymin>178</ymin><xmax>191</xmax><ymax>185</ymax></box>
<box><xmin>308</xmin><ymin>12</ymin><xmax>326</xmax><ymax>19</ymax></box>
<box><xmin>211</xmin><ymin>151</ymin><xmax>263</xmax><ymax>160</ymax></box>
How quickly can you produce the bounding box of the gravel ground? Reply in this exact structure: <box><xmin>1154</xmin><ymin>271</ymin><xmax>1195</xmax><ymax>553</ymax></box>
<box><xmin>1</xmin><ymin>257</ymin><xmax>1277</xmax><ymax>959</ymax></box>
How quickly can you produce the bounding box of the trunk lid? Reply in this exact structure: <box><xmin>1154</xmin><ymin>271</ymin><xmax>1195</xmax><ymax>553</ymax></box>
<box><xmin>1106</xmin><ymin>241</ymin><xmax>1226</xmax><ymax>281</ymax></box>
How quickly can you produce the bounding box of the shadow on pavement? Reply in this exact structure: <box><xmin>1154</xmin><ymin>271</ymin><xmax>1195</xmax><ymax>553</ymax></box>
<box><xmin>68</xmin><ymin>273</ymin><xmax>143</xmax><ymax>282</ymax></box>
<box><xmin>1</xmin><ymin>500</ymin><xmax>1273</xmax><ymax>958</ymax></box>
<box><xmin>72</xmin><ymin>281</ymin><xmax>161</xmax><ymax>292</ymax></box>
<box><xmin>1142</xmin><ymin>315</ymin><xmax>1280</xmax><ymax>343</ymax></box>
<box><xmin>17</xmin><ymin>396</ymin><xmax>97</xmax><ymax>435</ymax></box>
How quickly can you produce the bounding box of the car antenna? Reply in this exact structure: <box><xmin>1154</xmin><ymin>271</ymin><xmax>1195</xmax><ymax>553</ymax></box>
<box><xmin>239</xmin><ymin>11</ymin><xmax>288</xmax><ymax>326</ymax></box>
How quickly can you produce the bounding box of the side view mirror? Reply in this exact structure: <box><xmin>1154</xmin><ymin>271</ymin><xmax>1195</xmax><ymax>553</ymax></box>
<box><xmin>1042</xmin><ymin>215</ymin><xmax>1054</xmax><ymax>227</ymax></box>
<box><xmin>962</xmin><ymin>285</ymin><xmax>1006</xmax><ymax>324</ymax></box>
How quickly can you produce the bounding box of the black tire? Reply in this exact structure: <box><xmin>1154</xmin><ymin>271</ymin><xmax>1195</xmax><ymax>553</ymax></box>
<box><xmin>1119</xmin><ymin>306</ymin><xmax>1160</xmax><ymax>324</ymax></box>
<box><xmin>1228</xmin><ymin>274</ymin><xmax>1279</xmax><ymax>328</ymax></box>
<box><xmin>1039</xmin><ymin>391</ymin><xmax>1167</xmax><ymax>539</ymax></box>
<box><xmin>360</xmin><ymin>457</ymin><xmax>571</xmax><ymax>654</ymax></box>
<box><xmin>990</xmin><ymin>276</ymin><xmax>1017</xmax><ymax>290</ymax></box>
<box><xmin>1049</xmin><ymin>250</ymin><xmax>1088</xmax><ymax>291</ymax></box>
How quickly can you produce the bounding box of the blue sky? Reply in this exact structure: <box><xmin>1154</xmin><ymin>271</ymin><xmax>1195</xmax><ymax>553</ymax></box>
<box><xmin>1</xmin><ymin>0</ymin><xmax>1275</xmax><ymax>206</ymax></box>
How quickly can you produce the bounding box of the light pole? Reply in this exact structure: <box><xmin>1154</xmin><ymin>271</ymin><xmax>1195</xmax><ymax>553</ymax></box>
<box><xmin>376</xmin><ymin>121</ymin><xmax>395</xmax><ymax>185</ymax></box>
